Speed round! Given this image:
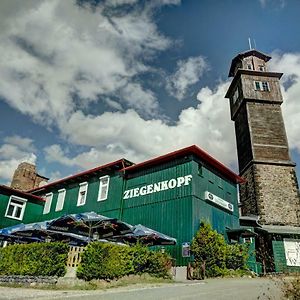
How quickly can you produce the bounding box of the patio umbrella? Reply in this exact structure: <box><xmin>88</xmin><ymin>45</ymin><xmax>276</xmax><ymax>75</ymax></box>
<box><xmin>0</xmin><ymin>232</ymin><xmax>41</xmax><ymax>243</ymax></box>
<box><xmin>48</xmin><ymin>212</ymin><xmax>133</xmax><ymax>240</ymax></box>
<box><xmin>115</xmin><ymin>224</ymin><xmax>177</xmax><ymax>246</ymax></box>
<box><xmin>0</xmin><ymin>221</ymin><xmax>89</xmax><ymax>246</ymax></box>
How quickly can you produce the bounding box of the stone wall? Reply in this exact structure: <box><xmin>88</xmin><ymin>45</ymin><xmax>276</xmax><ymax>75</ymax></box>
<box><xmin>10</xmin><ymin>162</ymin><xmax>48</xmax><ymax>191</ymax></box>
<box><xmin>240</xmin><ymin>164</ymin><xmax>258</xmax><ymax>216</ymax></box>
<box><xmin>240</xmin><ymin>163</ymin><xmax>300</xmax><ymax>226</ymax></box>
<box><xmin>0</xmin><ymin>275</ymin><xmax>58</xmax><ymax>286</ymax></box>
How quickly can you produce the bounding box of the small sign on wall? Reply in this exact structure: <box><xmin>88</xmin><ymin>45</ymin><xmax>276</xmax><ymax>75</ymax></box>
<box><xmin>204</xmin><ymin>191</ymin><xmax>234</xmax><ymax>212</ymax></box>
<box><xmin>182</xmin><ymin>242</ymin><xmax>191</xmax><ymax>257</ymax></box>
<box><xmin>283</xmin><ymin>238</ymin><xmax>300</xmax><ymax>267</ymax></box>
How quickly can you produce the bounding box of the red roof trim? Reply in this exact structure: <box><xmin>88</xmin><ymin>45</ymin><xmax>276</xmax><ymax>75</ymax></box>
<box><xmin>0</xmin><ymin>185</ymin><xmax>45</xmax><ymax>202</ymax></box>
<box><xmin>121</xmin><ymin>145</ymin><xmax>245</xmax><ymax>184</ymax></box>
<box><xmin>29</xmin><ymin>159</ymin><xmax>131</xmax><ymax>193</ymax></box>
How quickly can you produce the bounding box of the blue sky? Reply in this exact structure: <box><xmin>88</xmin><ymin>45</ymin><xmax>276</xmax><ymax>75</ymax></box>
<box><xmin>0</xmin><ymin>0</ymin><xmax>300</xmax><ymax>185</ymax></box>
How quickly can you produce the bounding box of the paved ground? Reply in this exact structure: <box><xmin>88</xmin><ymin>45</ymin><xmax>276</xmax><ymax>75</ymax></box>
<box><xmin>0</xmin><ymin>278</ymin><xmax>284</xmax><ymax>300</ymax></box>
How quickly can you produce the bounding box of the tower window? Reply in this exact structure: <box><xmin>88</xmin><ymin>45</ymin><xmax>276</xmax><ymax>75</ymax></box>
<box><xmin>262</xmin><ymin>81</ymin><xmax>270</xmax><ymax>91</ymax></box>
<box><xmin>254</xmin><ymin>81</ymin><xmax>270</xmax><ymax>92</ymax></box>
<box><xmin>247</xmin><ymin>64</ymin><xmax>252</xmax><ymax>70</ymax></box>
<box><xmin>254</xmin><ymin>81</ymin><xmax>261</xmax><ymax>90</ymax></box>
<box><xmin>259</xmin><ymin>65</ymin><xmax>265</xmax><ymax>72</ymax></box>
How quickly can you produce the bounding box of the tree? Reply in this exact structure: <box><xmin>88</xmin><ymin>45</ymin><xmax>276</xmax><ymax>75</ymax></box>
<box><xmin>191</xmin><ymin>222</ymin><xmax>227</xmax><ymax>278</ymax></box>
<box><xmin>191</xmin><ymin>222</ymin><xmax>249</xmax><ymax>278</ymax></box>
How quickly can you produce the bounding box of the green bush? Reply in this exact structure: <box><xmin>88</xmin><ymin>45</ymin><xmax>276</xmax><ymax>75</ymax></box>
<box><xmin>131</xmin><ymin>243</ymin><xmax>172</xmax><ymax>278</ymax></box>
<box><xmin>191</xmin><ymin>222</ymin><xmax>249</xmax><ymax>278</ymax></box>
<box><xmin>77</xmin><ymin>243</ymin><xmax>133</xmax><ymax>281</ymax></box>
<box><xmin>191</xmin><ymin>222</ymin><xmax>227</xmax><ymax>277</ymax></box>
<box><xmin>226</xmin><ymin>243</ymin><xmax>248</xmax><ymax>270</ymax></box>
<box><xmin>77</xmin><ymin>242</ymin><xmax>172</xmax><ymax>281</ymax></box>
<box><xmin>0</xmin><ymin>242</ymin><xmax>68</xmax><ymax>277</ymax></box>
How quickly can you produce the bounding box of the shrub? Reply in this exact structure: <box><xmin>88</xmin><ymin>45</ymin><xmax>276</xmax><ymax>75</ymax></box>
<box><xmin>77</xmin><ymin>243</ymin><xmax>133</xmax><ymax>281</ymax></box>
<box><xmin>191</xmin><ymin>222</ymin><xmax>227</xmax><ymax>277</ymax></box>
<box><xmin>191</xmin><ymin>222</ymin><xmax>249</xmax><ymax>278</ymax></box>
<box><xmin>0</xmin><ymin>242</ymin><xmax>68</xmax><ymax>277</ymax></box>
<box><xmin>77</xmin><ymin>242</ymin><xmax>172</xmax><ymax>281</ymax></box>
<box><xmin>131</xmin><ymin>243</ymin><xmax>172</xmax><ymax>278</ymax></box>
<box><xmin>226</xmin><ymin>243</ymin><xmax>249</xmax><ymax>270</ymax></box>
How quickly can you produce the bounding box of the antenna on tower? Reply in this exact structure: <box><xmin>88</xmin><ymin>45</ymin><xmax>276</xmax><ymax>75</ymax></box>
<box><xmin>248</xmin><ymin>38</ymin><xmax>252</xmax><ymax>50</ymax></box>
<box><xmin>253</xmin><ymin>39</ymin><xmax>257</xmax><ymax>49</ymax></box>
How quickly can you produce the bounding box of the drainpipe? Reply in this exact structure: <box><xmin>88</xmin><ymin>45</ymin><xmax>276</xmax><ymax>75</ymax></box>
<box><xmin>118</xmin><ymin>161</ymin><xmax>126</xmax><ymax>220</ymax></box>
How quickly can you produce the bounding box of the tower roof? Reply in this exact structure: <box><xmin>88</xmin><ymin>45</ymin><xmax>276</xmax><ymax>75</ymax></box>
<box><xmin>228</xmin><ymin>49</ymin><xmax>271</xmax><ymax>77</ymax></box>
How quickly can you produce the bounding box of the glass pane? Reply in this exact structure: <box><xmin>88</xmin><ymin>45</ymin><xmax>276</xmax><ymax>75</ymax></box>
<box><xmin>79</xmin><ymin>191</ymin><xmax>86</xmax><ymax>205</ymax></box>
<box><xmin>101</xmin><ymin>178</ymin><xmax>108</xmax><ymax>185</ymax></box>
<box><xmin>262</xmin><ymin>82</ymin><xmax>269</xmax><ymax>91</ymax></box>
<box><xmin>7</xmin><ymin>205</ymin><xmax>14</xmax><ymax>216</ymax></box>
<box><xmin>100</xmin><ymin>186</ymin><xmax>108</xmax><ymax>199</ymax></box>
<box><xmin>11</xmin><ymin>199</ymin><xmax>24</xmax><ymax>206</ymax></box>
<box><xmin>43</xmin><ymin>194</ymin><xmax>53</xmax><ymax>214</ymax></box>
<box><xmin>99</xmin><ymin>176</ymin><xmax>109</xmax><ymax>200</ymax></box>
<box><xmin>56</xmin><ymin>190</ymin><xmax>65</xmax><ymax>211</ymax></box>
<box><xmin>14</xmin><ymin>207</ymin><xmax>22</xmax><ymax>218</ymax></box>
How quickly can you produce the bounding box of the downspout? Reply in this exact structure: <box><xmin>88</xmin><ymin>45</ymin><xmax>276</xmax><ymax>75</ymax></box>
<box><xmin>118</xmin><ymin>160</ymin><xmax>126</xmax><ymax>221</ymax></box>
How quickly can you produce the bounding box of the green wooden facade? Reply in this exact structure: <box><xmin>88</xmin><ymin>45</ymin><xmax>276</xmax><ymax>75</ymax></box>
<box><xmin>0</xmin><ymin>146</ymin><xmax>244</xmax><ymax>266</ymax></box>
<box><xmin>121</xmin><ymin>155</ymin><xmax>240</xmax><ymax>265</ymax></box>
<box><xmin>0</xmin><ymin>186</ymin><xmax>44</xmax><ymax>229</ymax></box>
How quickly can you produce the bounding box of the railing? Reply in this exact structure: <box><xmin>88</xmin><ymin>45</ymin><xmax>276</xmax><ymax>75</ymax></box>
<box><xmin>67</xmin><ymin>246</ymin><xmax>85</xmax><ymax>267</ymax></box>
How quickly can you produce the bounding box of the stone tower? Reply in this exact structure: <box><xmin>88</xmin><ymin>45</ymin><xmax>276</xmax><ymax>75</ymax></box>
<box><xmin>10</xmin><ymin>162</ymin><xmax>49</xmax><ymax>192</ymax></box>
<box><xmin>225</xmin><ymin>49</ymin><xmax>300</xmax><ymax>226</ymax></box>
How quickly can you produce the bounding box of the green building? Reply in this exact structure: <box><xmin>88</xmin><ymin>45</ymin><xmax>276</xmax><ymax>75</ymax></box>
<box><xmin>0</xmin><ymin>145</ymin><xmax>243</xmax><ymax>266</ymax></box>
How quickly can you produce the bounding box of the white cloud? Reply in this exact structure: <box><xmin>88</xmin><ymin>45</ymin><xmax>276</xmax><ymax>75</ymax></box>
<box><xmin>167</xmin><ymin>56</ymin><xmax>208</xmax><ymax>100</ymax></box>
<box><xmin>269</xmin><ymin>52</ymin><xmax>300</xmax><ymax>153</ymax></box>
<box><xmin>119</xmin><ymin>83</ymin><xmax>158</xmax><ymax>116</ymax></box>
<box><xmin>0</xmin><ymin>0</ymin><xmax>239</xmax><ymax>177</ymax></box>
<box><xmin>259</xmin><ymin>0</ymin><xmax>286</xmax><ymax>8</ymax></box>
<box><xmin>3</xmin><ymin>135</ymin><xmax>36</xmax><ymax>153</ymax></box>
<box><xmin>105</xmin><ymin>0</ymin><xmax>139</xmax><ymax>6</ymax></box>
<box><xmin>45</xmin><ymin>81</ymin><xmax>237</xmax><ymax>172</ymax></box>
<box><xmin>0</xmin><ymin>0</ymin><xmax>171</xmax><ymax>126</ymax></box>
<box><xmin>43</xmin><ymin>49</ymin><xmax>300</xmax><ymax>174</ymax></box>
<box><xmin>0</xmin><ymin>136</ymin><xmax>37</xmax><ymax>182</ymax></box>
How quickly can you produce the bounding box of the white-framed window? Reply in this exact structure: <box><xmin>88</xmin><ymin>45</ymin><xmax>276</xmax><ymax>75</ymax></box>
<box><xmin>43</xmin><ymin>193</ymin><xmax>53</xmax><ymax>214</ymax></box>
<box><xmin>259</xmin><ymin>65</ymin><xmax>265</xmax><ymax>72</ymax></box>
<box><xmin>77</xmin><ymin>182</ymin><xmax>88</xmax><ymax>206</ymax></box>
<box><xmin>262</xmin><ymin>81</ymin><xmax>270</xmax><ymax>91</ymax></box>
<box><xmin>254</xmin><ymin>81</ymin><xmax>270</xmax><ymax>92</ymax></box>
<box><xmin>98</xmin><ymin>175</ymin><xmax>110</xmax><ymax>201</ymax></box>
<box><xmin>5</xmin><ymin>196</ymin><xmax>27</xmax><ymax>220</ymax></box>
<box><xmin>55</xmin><ymin>189</ymin><xmax>66</xmax><ymax>211</ymax></box>
<box><xmin>254</xmin><ymin>81</ymin><xmax>261</xmax><ymax>90</ymax></box>
<box><xmin>243</xmin><ymin>237</ymin><xmax>253</xmax><ymax>244</ymax></box>
<box><xmin>247</xmin><ymin>64</ymin><xmax>252</xmax><ymax>70</ymax></box>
